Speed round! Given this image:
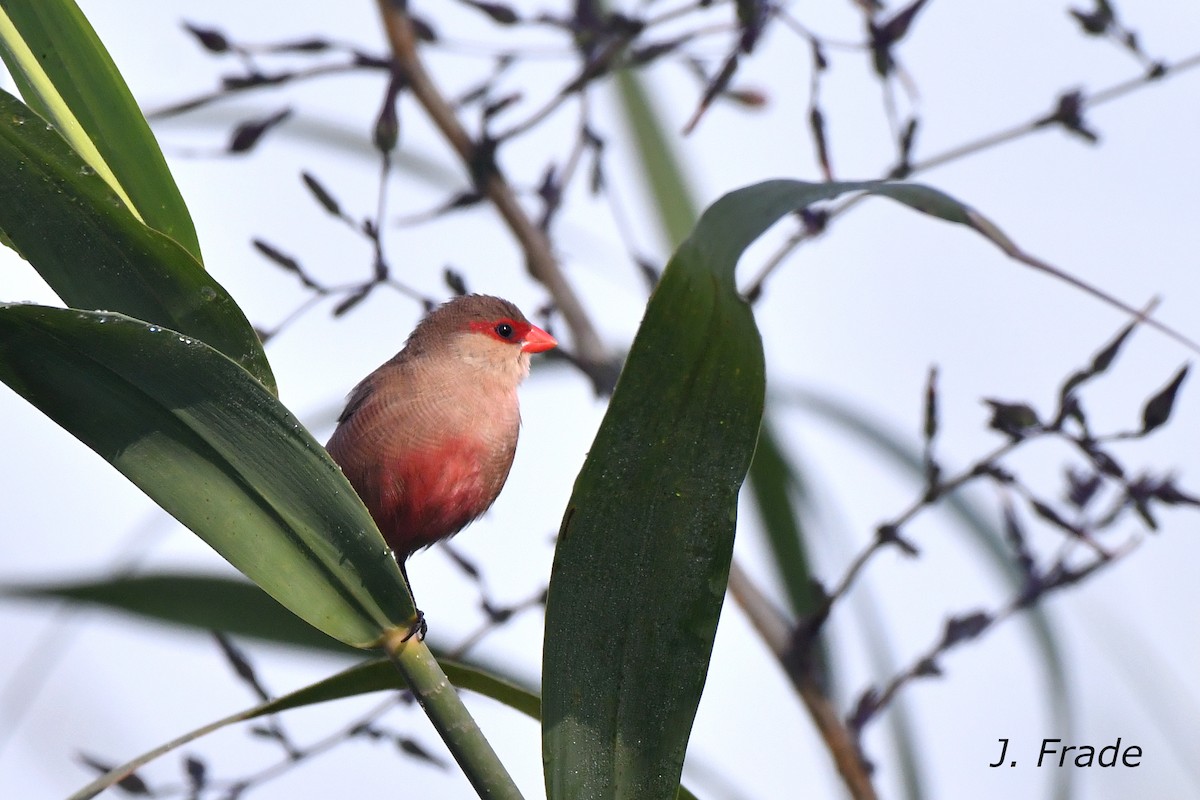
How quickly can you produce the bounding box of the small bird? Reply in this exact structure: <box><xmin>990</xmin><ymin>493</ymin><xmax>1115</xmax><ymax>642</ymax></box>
<box><xmin>326</xmin><ymin>295</ymin><xmax>556</xmax><ymax>624</ymax></box>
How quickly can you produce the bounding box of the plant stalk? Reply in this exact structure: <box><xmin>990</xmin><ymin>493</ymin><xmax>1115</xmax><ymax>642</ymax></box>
<box><xmin>382</xmin><ymin>628</ymin><xmax>525</xmax><ymax>800</ymax></box>
<box><xmin>728</xmin><ymin>561</ymin><xmax>878</xmax><ymax>800</ymax></box>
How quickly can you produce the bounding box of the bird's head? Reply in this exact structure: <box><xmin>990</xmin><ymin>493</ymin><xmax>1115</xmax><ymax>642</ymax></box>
<box><xmin>406</xmin><ymin>294</ymin><xmax>557</xmax><ymax>384</ymax></box>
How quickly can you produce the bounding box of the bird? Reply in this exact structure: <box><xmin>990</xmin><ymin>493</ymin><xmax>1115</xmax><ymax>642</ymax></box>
<box><xmin>325</xmin><ymin>294</ymin><xmax>557</xmax><ymax>636</ymax></box>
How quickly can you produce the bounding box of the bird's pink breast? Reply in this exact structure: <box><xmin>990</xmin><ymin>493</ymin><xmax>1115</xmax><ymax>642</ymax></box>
<box><xmin>372</xmin><ymin>435</ymin><xmax>504</xmax><ymax>556</ymax></box>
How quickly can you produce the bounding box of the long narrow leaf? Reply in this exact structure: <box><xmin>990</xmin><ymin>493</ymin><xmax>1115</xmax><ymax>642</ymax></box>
<box><xmin>542</xmin><ymin>182</ymin><xmax>773</xmax><ymax>800</ymax></box>
<box><xmin>0</xmin><ymin>305</ymin><xmax>412</xmax><ymax>648</ymax></box>
<box><xmin>613</xmin><ymin>70</ymin><xmax>697</xmax><ymax>247</ymax></box>
<box><xmin>3</xmin><ymin>574</ymin><xmax>361</xmax><ymax>657</ymax></box>
<box><xmin>67</xmin><ymin>657</ymin><xmax>539</xmax><ymax>800</ymax></box>
<box><xmin>611</xmin><ymin>79</ymin><xmax>865</xmax><ymax>798</ymax></box>
<box><xmin>69</xmin><ymin>648</ymin><xmax>704</xmax><ymax>800</ymax></box>
<box><xmin>749</xmin><ymin>411</ymin><xmax>926</xmax><ymax>797</ymax></box>
<box><xmin>544</xmin><ymin>176</ymin><xmax>1097</xmax><ymax>800</ymax></box>
<box><xmin>0</xmin><ymin>0</ymin><xmax>201</xmax><ymax>258</ymax></box>
<box><xmin>0</xmin><ymin>572</ymin><xmax>543</xmax><ymax>697</ymax></box>
<box><xmin>851</xmin><ymin>582</ymin><xmax>928</xmax><ymax>799</ymax></box>
<box><xmin>0</xmin><ymin>90</ymin><xmax>274</xmax><ymax>391</ymax></box>
<box><xmin>747</xmin><ymin>416</ymin><xmax>823</xmax><ymax>617</ymax></box>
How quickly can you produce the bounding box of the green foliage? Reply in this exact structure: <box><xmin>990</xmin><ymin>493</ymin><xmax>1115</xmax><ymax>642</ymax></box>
<box><xmin>65</xmin><ymin>656</ymin><xmax>542</xmax><ymax>800</ymax></box>
<box><xmin>4</xmin><ymin>573</ymin><xmax>362</xmax><ymax>657</ymax></box>
<box><xmin>0</xmin><ymin>90</ymin><xmax>273</xmax><ymax>390</ymax></box>
<box><xmin>0</xmin><ymin>0</ymin><xmax>201</xmax><ymax>257</ymax></box>
<box><xmin>542</xmin><ymin>184</ymin><xmax>768</xmax><ymax>800</ymax></box>
<box><xmin>539</xmin><ymin>176</ymin><xmax>1060</xmax><ymax>799</ymax></box>
<box><xmin>0</xmin><ymin>306</ymin><xmax>415</xmax><ymax>648</ymax></box>
<box><xmin>5</xmin><ymin>4</ymin><xmax>1187</xmax><ymax>800</ymax></box>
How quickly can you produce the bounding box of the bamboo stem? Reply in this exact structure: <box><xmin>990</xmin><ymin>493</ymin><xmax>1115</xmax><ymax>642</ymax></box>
<box><xmin>382</xmin><ymin>628</ymin><xmax>526</xmax><ymax>800</ymax></box>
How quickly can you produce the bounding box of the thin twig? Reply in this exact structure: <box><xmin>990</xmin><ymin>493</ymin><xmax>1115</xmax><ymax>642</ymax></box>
<box><xmin>727</xmin><ymin>561</ymin><xmax>878</xmax><ymax>800</ymax></box>
<box><xmin>374</xmin><ymin>1</ymin><xmax>614</xmax><ymax>390</ymax></box>
<box><xmin>147</xmin><ymin>61</ymin><xmax>371</xmax><ymax>120</ymax></box>
<box><xmin>742</xmin><ymin>50</ymin><xmax>1200</xmax><ymax>301</ymax></box>
<box><xmin>861</xmin><ymin>536</ymin><xmax>1138</xmax><ymax>730</ymax></box>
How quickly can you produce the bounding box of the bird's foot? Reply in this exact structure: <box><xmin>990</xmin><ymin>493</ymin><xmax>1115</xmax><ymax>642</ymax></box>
<box><xmin>401</xmin><ymin>609</ymin><xmax>427</xmax><ymax>642</ymax></box>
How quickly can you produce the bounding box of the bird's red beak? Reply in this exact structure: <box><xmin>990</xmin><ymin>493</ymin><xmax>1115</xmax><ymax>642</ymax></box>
<box><xmin>521</xmin><ymin>324</ymin><xmax>557</xmax><ymax>354</ymax></box>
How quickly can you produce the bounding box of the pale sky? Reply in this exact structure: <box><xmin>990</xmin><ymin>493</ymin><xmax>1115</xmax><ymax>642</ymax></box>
<box><xmin>2</xmin><ymin>2</ymin><xmax>1199</xmax><ymax>799</ymax></box>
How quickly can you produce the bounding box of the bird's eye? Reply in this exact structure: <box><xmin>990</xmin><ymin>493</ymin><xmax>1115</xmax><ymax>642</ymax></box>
<box><xmin>494</xmin><ymin>322</ymin><xmax>515</xmax><ymax>339</ymax></box>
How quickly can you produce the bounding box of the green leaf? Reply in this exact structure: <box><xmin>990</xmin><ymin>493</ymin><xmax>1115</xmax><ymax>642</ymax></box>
<box><xmin>263</xmin><ymin>658</ymin><xmax>542</xmax><ymax>723</ymax></box>
<box><xmin>851</xmin><ymin>588</ymin><xmax>928</xmax><ymax>800</ymax></box>
<box><xmin>3</xmin><ymin>574</ymin><xmax>361</xmax><ymax>657</ymax></box>
<box><xmin>748</xmin><ymin>412</ymin><xmax>926</xmax><ymax>798</ymax></box>
<box><xmin>0</xmin><ymin>571</ymin><xmax>542</xmax><ymax>694</ymax></box>
<box><xmin>747</xmin><ymin>416</ymin><xmax>824</xmax><ymax>617</ymax></box>
<box><xmin>541</xmin><ymin>176</ymin><xmax>998</xmax><ymax>799</ymax></box>
<box><xmin>65</xmin><ymin>636</ymin><xmax>690</xmax><ymax>800</ymax></box>
<box><xmin>67</xmin><ymin>656</ymin><xmax>542</xmax><ymax>800</ymax></box>
<box><xmin>542</xmin><ymin>183</ymin><xmax>773</xmax><ymax>800</ymax></box>
<box><xmin>613</xmin><ymin>69</ymin><xmax>697</xmax><ymax>248</ymax></box>
<box><xmin>0</xmin><ymin>305</ymin><xmax>412</xmax><ymax>648</ymax></box>
<box><xmin>611</xmin><ymin>84</ymin><xmax>836</xmax><ymax>800</ymax></box>
<box><xmin>612</xmin><ymin>65</ymin><xmax>1093</xmax><ymax>800</ymax></box>
<box><xmin>6</xmin><ymin>569</ymin><xmax>554</xmax><ymax>800</ymax></box>
<box><xmin>0</xmin><ymin>89</ymin><xmax>274</xmax><ymax>392</ymax></box>
<box><xmin>0</xmin><ymin>0</ymin><xmax>201</xmax><ymax>258</ymax></box>
<box><xmin>540</xmin><ymin>171</ymin><xmax>1126</xmax><ymax>799</ymax></box>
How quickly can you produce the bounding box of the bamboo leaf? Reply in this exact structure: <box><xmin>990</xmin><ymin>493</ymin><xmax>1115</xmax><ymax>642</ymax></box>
<box><xmin>543</xmin><ymin>182</ymin><xmax>774</xmax><ymax>800</ymax></box>
<box><xmin>612</xmin><ymin>68</ymin><xmax>1092</xmax><ymax>800</ymax></box>
<box><xmin>66</xmin><ymin>657</ymin><xmax>540</xmax><ymax>800</ymax></box>
<box><xmin>0</xmin><ymin>0</ymin><xmax>201</xmax><ymax>258</ymax></box>
<box><xmin>611</xmin><ymin>81</ymin><xmax>871</xmax><ymax>799</ymax></box>
<box><xmin>0</xmin><ymin>89</ymin><xmax>274</xmax><ymax>391</ymax></box>
<box><xmin>544</xmin><ymin>176</ymin><xmax>1132</xmax><ymax>800</ymax></box>
<box><xmin>0</xmin><ymin>305</ymin><xmax>413</xmax><ymax>648</ymax></box>
<box><xmin>544</xmin><ymin>175</ymin><xmax>1059</xmax><ymax>799</ymax></box>
<box><xmin>613</xmin><ymin>70</ymin><xmax>697</xmax><ymax>247</ymax></box>
<box><xmin>747</xmin><ymin>416</ymin><xmax>824</xmax><ymax>618</ymax></box>
<box><xmin>3</xmin><ymin>574</ymin><xmax>361</xmax><ymax>657</ymax></box>
<box><xmin>0</xmin><ymin>572</ymin><xmax>541</xmax><ymax>694</ymax></box>
<box><xmin>66</xmin><ymin>637</ymin><xmax>700</xmax><ymax>800</ymax></box>
<box><xmin>748</xmin><ymin>411</ymin><xmax>928</xmax><ymax>796</ymax></box>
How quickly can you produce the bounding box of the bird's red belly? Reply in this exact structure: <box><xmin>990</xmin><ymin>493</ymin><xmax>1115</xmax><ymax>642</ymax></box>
<box><xmin>373</xmin><ymin>437</ymin><xmax>498</xmax><ymax>556</ymax></box>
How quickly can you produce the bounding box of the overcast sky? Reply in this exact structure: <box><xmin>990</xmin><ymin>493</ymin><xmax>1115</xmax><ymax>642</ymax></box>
<box><xmin>2</xmin><ymin>2</ymin><xmax>1199</xmax><ymax>799</ymax></box>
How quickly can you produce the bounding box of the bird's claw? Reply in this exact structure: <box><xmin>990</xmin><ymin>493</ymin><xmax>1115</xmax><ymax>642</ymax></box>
<box><xmin>401</xmin><ymin>609</ymin><xmax>427</xmax><ymax>642</ymax></box>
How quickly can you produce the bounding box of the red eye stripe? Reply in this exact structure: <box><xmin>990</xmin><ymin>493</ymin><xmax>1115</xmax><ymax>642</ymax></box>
<box><xmin>468</xmin><ymin>317</ymin><xmax>532</xmax><ymax>343</ymax></box>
